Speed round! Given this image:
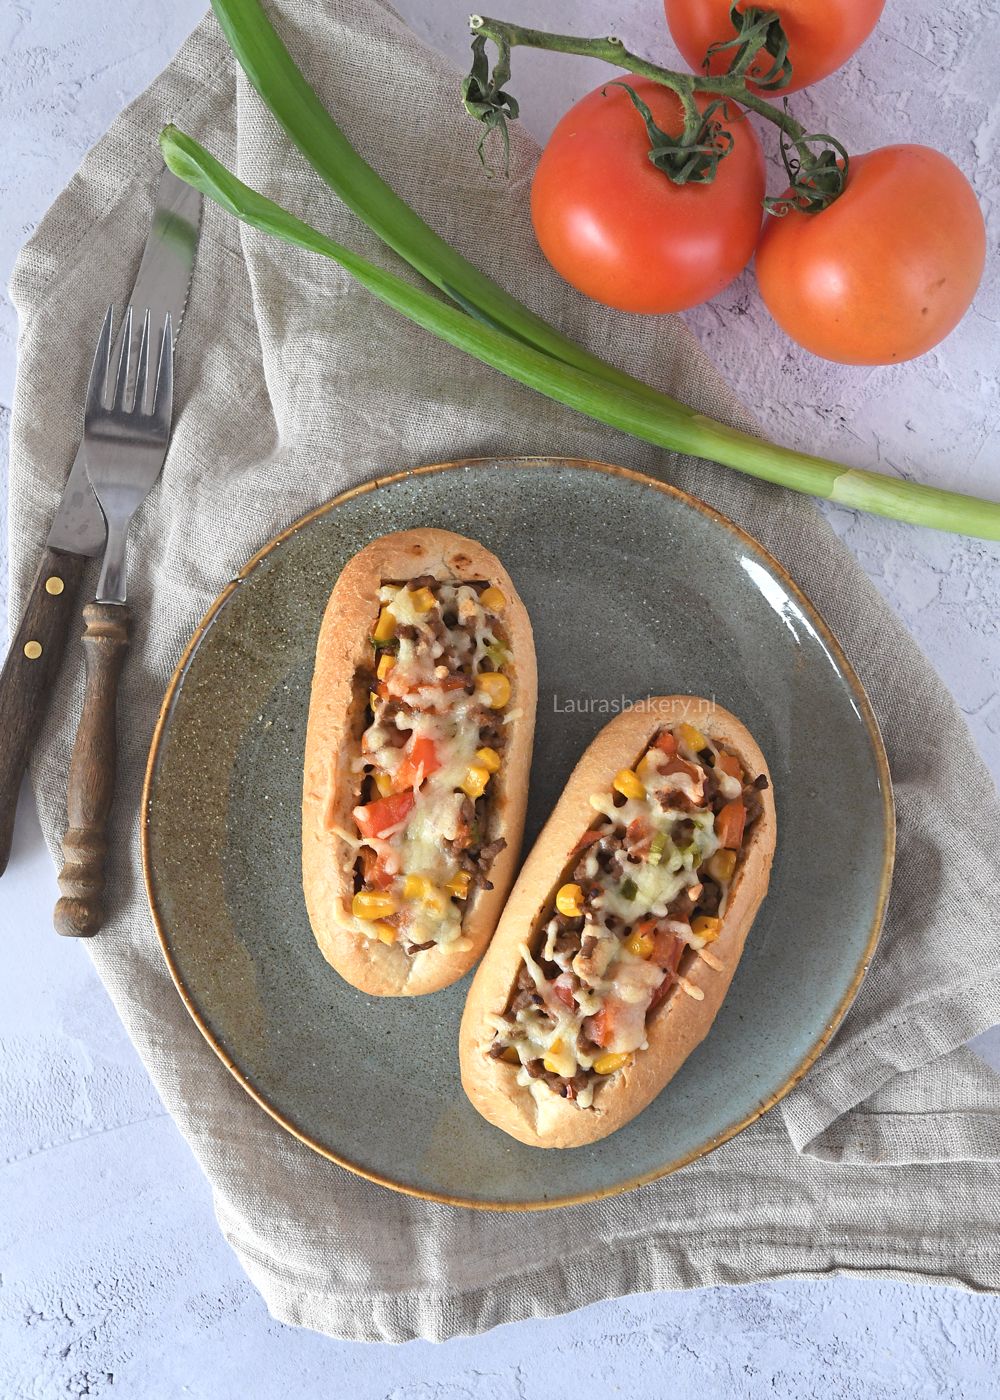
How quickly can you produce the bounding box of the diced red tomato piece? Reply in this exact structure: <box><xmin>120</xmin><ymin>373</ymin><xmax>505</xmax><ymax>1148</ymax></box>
<box><xmin>573</xmin><ymin>828</ymin><xmax>604</xmax><ymax>854</ymax></box>
<box><xmin>715</xmin><ymin>799</ymin><xmax>746</xmax><ymax>850</ymax></box>
<box><xmin>395</xmin><ymin>735</ymin><xmax>440</xmax><ymax>790</ymax></box>
<box><xmin>586</xmin><ymin>997</ymin><xmax>626</xmax><ymax>1048</ymax></box>
<box><xmin>651</xmin><ymin>930</ymin><xmax>684</xmax><ymax>974</ymax></box>
<box><xmin>717</xmin><ymin>751</ymin><xmax>742</xmax><ymax>781</ymax></box>
<box><xmin>654</xmin><ymin>730</ymin><xmax>677</xmax><ymax>757</ymax></box>
<box><xmin>360</xmin><ymin>847</ymin><xmax>394</xmax><ymax>889</ymax></box>
<box><xmin>626</xmin><ymin>817</ymin><xmax>652</xmax><ymax>856</ymax></box>
<box><xmin>549</xmin><ymin>976</ymin><xmax>577</xmax><ymax>1010</ymax></box>
<box><xmin>354</xmin><ymin>790</ymin><xmax>415</xmax><ymax>840</ymax></box>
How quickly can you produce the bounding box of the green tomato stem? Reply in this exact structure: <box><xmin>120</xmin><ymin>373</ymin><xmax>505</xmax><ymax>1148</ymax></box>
<box><xmin>468</xmin><ymin>14</ymin><xmax>812</xmax><ymax>143</ymax></box>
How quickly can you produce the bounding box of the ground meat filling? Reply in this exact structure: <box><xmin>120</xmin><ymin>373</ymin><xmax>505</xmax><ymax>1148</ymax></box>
<box><xmin>347</xmin><ymin>576</ymin><xmax>511</xmax><ymax>954</ymax></box>
<box><xmin>486</xmin><ymin>720</ymin><xmax>766</xmax><ymax>1110</ymax></box>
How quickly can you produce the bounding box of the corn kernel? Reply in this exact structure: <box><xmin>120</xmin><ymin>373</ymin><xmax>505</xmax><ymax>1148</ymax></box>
<box><xmin>461</xmin><ymin>764</ymin><xmax>492</xmax><ymax>800</ymax></box>
<box><xmin>500</xmin><ymin>1046</ymin><xmax>520</xmax><ymax>1064</ymax></box>
<box><xmin>403</xmin><ymin>874</ymin><xmax>433</xmax><ymax>901</ymax></box>
<box><xmin>372</xmin><ymin>920</ymin><xmax>397</xmax><ymax>944</ymax></box>
<box><xmin>374</xmin><ymin>771</ymin><xmax>394</xmax><ymax>797</ymax></box>
<box><xmin>593</xmin><ymin>1051</ymin><xmax>631</xmax><ymax>1076</ymax></box>
<box><xmin>613</xmin><ymin>768</ymin><xmax>646</xmax><ymax>801</ymax></box>
<box><xmin>369</xmin><ymin>691</ymin><xmax>380</xmax><ymax>711</ymax></box>
<box><xmin>376</xmin><ymin>652</ymin><xmax>395</xmax><ymax>681</ymax></box>
<box><xmin>479</xmin><ymin>586</ymin><xmax>506</xmax><ymax>613</ymax></box>
<box><xmin>677</xmin><ymin>721</ymin><xmax>707</xmax><ymax>753</ymax></box>
<box><xmin>691</xmin><ymin>914</ymin><xmax>722</xmax><ymax>943</ymax></box>
<box><xmin>353</xmin><ymin>890</ymin><xmax>398</xmax><ymax>920</ymax></box>
<box><xmin>373</xmin><ymin>607</ymin><xmax>396</xmax><ymax>643</ymax></box>
<box><xmin>543</xmin><ymin>1038</ymin><xmax>573</xmax><ymax>1075</ymax></box>
<box><xmin>410</xmin><ymin>586</ymin><xmax>436</xmax><ymax>614</ymax></box>
<box><xmin>474</xmin><ymin>672</ymin><xmax>511</xmax><ymax>708</ymax></box>
<box><xmin>706</xmin><ymin>849</ymin><xmax>737</xmax><ymax>883</ymax></box>
<box><xmin>475</xmin><ymin>746</ymin><xmax>502</xmax><ymax>773</ymax></box>
<box><xmin>446</xmin><ymin>871</ymin><xmax>472</xmax><ymax>899</ymax></box>
<box><xmin>555</xmin><ymin>883</ymin><xmax>584</xmax><ymax>918</ymax></box>
<box><xmin>625</xmin><ymin>928</ymin><xmax>655</xmax><ymax>959</ymax></box>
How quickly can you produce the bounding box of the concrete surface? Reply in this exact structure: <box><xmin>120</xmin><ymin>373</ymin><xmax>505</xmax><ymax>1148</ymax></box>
<box><xmin>1</xmin><ymin>0</ymin><xmax>998</xmax><ymax>1395</ymax></box>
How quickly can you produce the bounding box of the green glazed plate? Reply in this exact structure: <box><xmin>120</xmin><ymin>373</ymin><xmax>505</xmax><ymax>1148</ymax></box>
<box><xmin>143</xmin><ymin>458</ymin><xmax>894</xmax><ymax>1209</ymax></box>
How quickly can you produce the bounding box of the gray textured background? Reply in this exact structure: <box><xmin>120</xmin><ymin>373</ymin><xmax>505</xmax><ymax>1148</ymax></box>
<box><xmin>2</xmin><ymin>0</ymin><xmax>998</xmax><ymax>1394</ymax></box>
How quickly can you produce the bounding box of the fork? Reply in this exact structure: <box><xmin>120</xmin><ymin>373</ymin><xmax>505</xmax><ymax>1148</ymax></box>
<box><xmin>54</xmin><ymin>305</ymin><xmax>174</xmax><ymax>938</ymax></box>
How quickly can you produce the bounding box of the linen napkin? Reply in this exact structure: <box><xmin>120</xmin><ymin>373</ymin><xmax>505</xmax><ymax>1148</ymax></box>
<box><xmin>7</xmin><ymin>0</ymin><xmax>1000</xmax><ymax>1343</ymax></box>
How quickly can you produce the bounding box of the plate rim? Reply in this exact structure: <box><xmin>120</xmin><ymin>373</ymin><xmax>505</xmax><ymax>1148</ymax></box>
<box><xmin>142</xmin><ymin>456</ymin><xmax>896</xmax><ymax>1211</ymax></box>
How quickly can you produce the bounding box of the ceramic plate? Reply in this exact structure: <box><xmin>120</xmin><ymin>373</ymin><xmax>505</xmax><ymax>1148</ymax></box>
<box><xmin>143</xmin><ymin>458</ymin><xmax>894</xmax><ymax>1209</ymax></box>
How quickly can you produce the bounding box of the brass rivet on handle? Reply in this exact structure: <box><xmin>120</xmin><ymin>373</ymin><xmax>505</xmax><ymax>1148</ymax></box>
<box><xmin>45</xmin><ymin>576</ymin><xmax>65</xmax><ymax>595</ymax></box>
<box><xmin>24</xmin><ymin>640</ymin><xmax>43</xmax><ymax>660</ymax></box>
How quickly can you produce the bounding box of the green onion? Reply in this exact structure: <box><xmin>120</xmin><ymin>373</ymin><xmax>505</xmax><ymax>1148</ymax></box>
<box><xmin>647</xmin><ymin>831</ymin><xmax>670</xmax><ymax>866</ymax></box>
<box><xmin>620</xmin><ymin>877</ymin><xmax>638</xmax><ymax>901</ymax></box>
<box><xmin>208</xmin><ymin>0</ymin><xmax>680</xmax><ymax>412</ymax></box>
<box><xmin>159</xmin><ymin>126</ymin><xmax>1000</xmax><ymax>540</ymax></box>
<box><xmin>485</xmin><ymin>640</ymin><xmax>509</xmax><ymax>667</ymax></box>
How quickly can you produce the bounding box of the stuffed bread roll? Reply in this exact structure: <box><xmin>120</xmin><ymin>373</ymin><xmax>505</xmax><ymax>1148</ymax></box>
<box><xmin>460</xmin><ymin>700</ymin><xmax>775</xmax><ymax>1145</ymax></box>
<box><xmin>302</xmin><ymin>528</ymin><xmax>537</xmax><ymax>996</ymax></box>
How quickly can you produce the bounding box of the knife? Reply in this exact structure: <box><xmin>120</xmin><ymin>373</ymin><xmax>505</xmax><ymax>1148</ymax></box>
<box><xmin>0</xmin><ymin>167</ymin><xmax>202</xmax><ymax>876</ymax></box>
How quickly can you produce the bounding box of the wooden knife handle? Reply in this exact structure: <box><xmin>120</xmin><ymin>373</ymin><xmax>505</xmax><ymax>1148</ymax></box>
<box><xmin>0</xmin><ymin>547</ymin><xmax>88</xmax><ymax>877</ymax></box>
<box><xmin>54</xmin><ymin>602</ymin><xmax>131</xmax><ymax>938</ymax></box>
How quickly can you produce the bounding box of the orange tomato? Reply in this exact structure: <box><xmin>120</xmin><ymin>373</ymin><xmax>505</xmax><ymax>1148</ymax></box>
<box><xmin>755</xmin><ymin>145</ymin><xmax>986</xmax><ymax>364</ymax></box>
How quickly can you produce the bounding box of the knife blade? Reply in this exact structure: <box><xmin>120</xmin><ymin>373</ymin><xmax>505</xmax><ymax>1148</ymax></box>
<box><xmin>0</xmin><ymin>167</ymin><xmax>202</xmax><ymax>877</ymax></box>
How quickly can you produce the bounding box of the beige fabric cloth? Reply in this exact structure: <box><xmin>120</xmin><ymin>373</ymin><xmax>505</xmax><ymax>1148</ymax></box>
<box><xmin>8</xmin><ymin>0</ymin><xmax>1000</xmax><ymax>1343</ymax></box>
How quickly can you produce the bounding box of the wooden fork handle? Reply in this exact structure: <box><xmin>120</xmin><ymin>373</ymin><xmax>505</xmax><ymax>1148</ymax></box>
<box><xmin>54</xmin><ymin>602</ymin><xmax>131</xmax><ymax>938</ymax></box>
<box><xmin>0</xmin><ymin>547</ymin><xmax>88</xmax><ymax>877</ymax></box>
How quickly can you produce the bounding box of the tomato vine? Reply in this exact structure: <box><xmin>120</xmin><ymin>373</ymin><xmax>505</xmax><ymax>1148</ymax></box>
<box><xmin>463</xmin><ymin>8</ymin><xmax>850</xmax><ymax>212</ymax></box>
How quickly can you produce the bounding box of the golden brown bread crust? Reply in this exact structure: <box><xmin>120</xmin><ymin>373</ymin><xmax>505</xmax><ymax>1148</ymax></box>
<box><xmin>459</xmin><ymin>699</ymin><xmax>775</xmax><ymax>1146</ymax></box>
<box><xmin>302</xmin><ymin>528</ymin><xmax>537</xmax><ymax>996</ymax></box>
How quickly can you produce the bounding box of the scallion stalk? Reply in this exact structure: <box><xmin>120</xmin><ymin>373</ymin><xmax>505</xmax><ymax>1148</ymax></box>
<box><xmin>160</xmin><ymin>126</ymin><xmax>1000</xmax><ymax>540</ymax></box>
<box><xmin>209</xmin><ymin>0</ymin><xmax>684</xmax><ymax>413</ymax></box>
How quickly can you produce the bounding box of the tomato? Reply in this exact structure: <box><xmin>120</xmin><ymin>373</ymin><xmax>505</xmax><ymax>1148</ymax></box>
<box><xmin>354</xmin><ymin>790</ymin><xmax>415</xmax><ymax>840</ymax></box>
<box><xmin>531</xmin><ymin>79</ymin><xmax>764</xmax><ymax>313</ymax></box>
<box><xmin>716</xmin><ymin>751</ymin><xmax>742</xmax><ymax>781</ymax></box>
<box><xmin>755</xmin><ymin>145</ymin><xmax>986</xmax><ymax>364</ymax></box>
<box><xmin>395</xmin><ymin>735</ymin><xmax>440</xmax><ymax>790</ymax></box>
<box><xmin>360</xmin><ymin>847</ymin><xmax>394</xmax><ymax>889</ymax></box>
<box><xmin>586</xmin><ymin>999</ymin><xmax>627</xmax><ymax>1048</ymax></box>
<box><xmin>663</xmin><ymin>0</ymin><xmax>885</xmax><ymax>94</ymax></box>
<box><xmin>651</xmin><ymin>930</ymin><xmax>685</xmax><ymax>973</ymax></box>
<box><xmin>549</xmin><ymin>975</ymin><xmax>577</xmax><ymax>1010</ymax></box>
<box><xmin>654</xmin><ymin>730</ymin><xmax>678</xmax><ymax>757</ymax></box>
<box><xmin>715</xmin><ymin>799</ymin><xmax>746</xmax><ymax>849</ymax></box>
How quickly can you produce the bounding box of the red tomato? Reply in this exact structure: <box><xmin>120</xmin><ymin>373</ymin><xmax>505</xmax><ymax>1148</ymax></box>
<box><xmin>586</xmin><ymin>999</ymin><xmax>626</xmax><ymax>1048</ymax></box>
<box><xmin>651</xmin><ymin>930</ymin><xmax>684</xmax><ymax>974</ymax></box>
<box><xmin>664</xmin><ymin>0</ymin><xmax>885</xmax><ymax>94</ymax></box>
<box><xmin>354</xmin><ymin>790</ymin><xmax>415</xmax><ymax>840</ymax></box>
<box><xmin>549</xmin><ymin>976</ymin><xmax>577</xmax><ymax>1010</ymax></box>
<box><xmin>755</xmin><ymin>145</ymin><xmax>986</xmax><ymax>364</ymax></box>
<box><xmin>360</xmin><ymin>847</ymin><xmax>394</xmax><ymax>889</ymax></box>
<box><xmin>717</xmin><ymin>751</ymin><xmax>742</xmax><ymax>781</ymax></box>
<box><xmin>654</xmin><ymin>730</ymin><xmax>678</xmax><ymax>757</ymax></box>
<box><xmin>395</xmin><ymin>735</ymin><xmax>440</xmax><ymax>790</ymax></box>
<box><xmin>715</xmin><ymin>799</ymin><xmax>746</xmax><ymax>850</ymax></box>
<box><xmin>531</xmin><ymin>79</ymin><xmax>764</xmax><ymax>313</ymax></box>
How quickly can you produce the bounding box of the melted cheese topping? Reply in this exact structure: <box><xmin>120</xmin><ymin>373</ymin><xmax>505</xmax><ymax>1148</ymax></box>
<box><xmin>348</xmin><ymin>579</ymin><xmax>508</xmax><ymax>951</ymax></box>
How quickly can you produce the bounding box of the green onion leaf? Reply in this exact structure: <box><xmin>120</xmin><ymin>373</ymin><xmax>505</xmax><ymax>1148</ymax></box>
<box><xmin>208</xmin><ymin>0</ymin><xmax>685</xmax><ymax>413</ymax></box>
<box><xmin>620</xmin><ymin>877</ymin><xmax>638</xmax><ymax>901</ymax></box>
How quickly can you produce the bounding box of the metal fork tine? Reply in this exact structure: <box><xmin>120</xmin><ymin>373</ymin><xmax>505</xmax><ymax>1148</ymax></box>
<box><xmin>111</xmin><ymin>305</ymin><xmax>134</xmax><ymax>413</ymax></box>
<box><xmin>152</xmin><ymin>313</ymin><xmax>173</xmax><ymax>420</ymax></box>
<box><xmin>86</xmin><ymin>306</ymin><xmax>115</xmax><ymax>417</ymax></box>
<box><xmin>132</xmin><ymin>309</ymin><xmax>152</xmax><ymax>415</ymax></box>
